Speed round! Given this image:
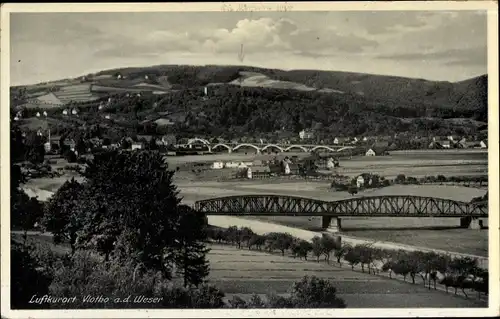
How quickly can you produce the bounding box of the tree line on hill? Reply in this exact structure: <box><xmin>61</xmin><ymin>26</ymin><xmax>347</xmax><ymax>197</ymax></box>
<box><xmin>90</xmin><ymin>65</ymin><xmax>487</xmax><ymax>121</ymax></box>
<box><xmin>206</xmin><ymin>226</ymin><xmax>489</xmax><ymax>299</ymax></box>
<box><xmin>10</xmin><ymin>149</ymin><xmax>347</xmax><ymax>309</ymax></box>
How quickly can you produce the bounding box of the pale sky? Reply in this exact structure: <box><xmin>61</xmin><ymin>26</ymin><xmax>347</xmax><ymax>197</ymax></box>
<box><xmin>10</xmin><ymin>11</ymin><xmax>487</xmax><ymax>86</ymax></box>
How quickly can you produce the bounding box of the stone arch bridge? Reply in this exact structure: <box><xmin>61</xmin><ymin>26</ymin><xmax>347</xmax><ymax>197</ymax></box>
<box><xmin>194</xmin><ymin>195</ymin><xmax>488</xmax><ymax>231</ymax></box>
<box><xmin>186</xmin><ymin>138</ymin><xmax>356</xmax><ymax>153</ymax></box>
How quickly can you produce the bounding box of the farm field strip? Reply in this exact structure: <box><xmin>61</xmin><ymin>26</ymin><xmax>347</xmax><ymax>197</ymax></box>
<box><xmin>207</xmin><ymin>245</ymin><xmax>487</xmax><ymax>308</ymax></box>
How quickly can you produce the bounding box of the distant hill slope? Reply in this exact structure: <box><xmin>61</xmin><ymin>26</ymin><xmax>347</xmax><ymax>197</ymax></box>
<box><xmin>12</xmin><ymin>64</ymin><xmax>487</xmax><ymax>115</ymax></box>
<box><xmin>10</xmin><ymin>65</ymin><xmax>488</xmax><ymax>139</ymax></box>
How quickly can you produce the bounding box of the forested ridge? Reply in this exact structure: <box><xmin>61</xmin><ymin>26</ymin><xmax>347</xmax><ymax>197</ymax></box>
<box><xmin>12</xmin><ymin>65</ymin><xmax>488</xmax><ymax>140</ymax></box>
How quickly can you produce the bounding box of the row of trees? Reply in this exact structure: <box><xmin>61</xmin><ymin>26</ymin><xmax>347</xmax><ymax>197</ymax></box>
<box><xmin>206</xmin><ymin>226</ymin><xmax>489</xmax><ymax>299</ymax></box>
<box><xmin>330</xmin><ymin>173</ymin><xmax>488</xmax><ymax>195</ymax></box>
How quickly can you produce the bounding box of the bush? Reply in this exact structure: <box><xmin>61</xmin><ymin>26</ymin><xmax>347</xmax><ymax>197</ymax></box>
<box><xmin>11</xmin><ymin>242</ymin><xmax>52</xmax><ymax>309</ymax></box>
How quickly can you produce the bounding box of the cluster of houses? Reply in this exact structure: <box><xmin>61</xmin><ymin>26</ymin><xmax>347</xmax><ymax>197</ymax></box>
<box><xmin>428</xmin><ymin>136</ymin><xmax>488</xmax><ymax>149</ymax></box>
<box><xmin>210</xmin><ymin>156</ymin><xmax>304</xmax><ymax>179</ymax></box>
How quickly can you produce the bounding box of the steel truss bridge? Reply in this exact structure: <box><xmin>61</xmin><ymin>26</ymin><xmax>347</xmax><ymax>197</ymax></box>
<box><xmin>194</xmin><ymin>195</ymin><xmax>488</xmax><ymax>218</ymax></box>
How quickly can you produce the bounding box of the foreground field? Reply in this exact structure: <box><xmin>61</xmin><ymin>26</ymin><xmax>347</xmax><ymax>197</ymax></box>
<box><xmin>208</xmin><ymin>245</ymin><xmax>486</xmax><ymax>308</ymax></box>
<box><xmin>13</xmin><ymin>234</ymin><xmax>485</xmax><ymax>308</ymax></box>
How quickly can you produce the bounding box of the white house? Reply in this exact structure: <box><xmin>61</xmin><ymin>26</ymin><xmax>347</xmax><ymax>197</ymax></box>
<box><xmin>362</xmin><ymin>137</ymin><xmax>368</xmax><ymax>142</ymax></box>
<box><xmin>131</xmin><ymin>143</ymin><xmax>143</xmax><ymax>150</ymax></box>
<box><xmin>333</xmin><ymin>138</ymin><xmax>339</xmax><ymax>145</ymax></box>
<box><xmin>224</xmin><ymin>162</ymin><xmax>240</xmax><ymax>168</ymax></box>
<box><xmin>299</xmin><ymin>129</ymin><xmax>314</xmax><ymax>140</ymax></box>
<box><xmin>480</xmin><ymin>140</ymin><xmax>487</xmax><ymax>148</ymax></box>
<box><xmin>356</xmin><ymin>176</ymin><xmax>365</xmax><ymax>188</ymax></box>
<box><xmin>211</xmin><ymin>161</ymin><xmax>224</xmax><ymax>169</ymax></box>
<box><xmin>326</xmin><ymin>157</ymin><xmax>335</xmax><ymax>169</ymax></box>
<box><xmin>441</xmin><ymin>140</ymin><xmax>451</xmax><ymax>149</ymax></box>
<box><xmin>43</xmin><ymin>142</ymin><xmax>51</xmax><ymax>153</ymax></box>
<box><xmin>36</xmin><ymin>112</ymin><xmax>41</xmax><ymax>117</ymax></box>
<box><xmin>62</xmin><ymin>109</ymin><xmax>68</xmax><ymax>115</ymax></box>
<box><xmin>284</xmin><ymin>162</ymin><xmax>291</xmax><ymax>175</ymax></box>
<box><xmin>247</xmin><ymin>167</ymin><xmax>253</xmax><ymax>179</ymax></box>
<box><xmin>365</xmin><ymin>149</ymin><xmax>376</xmax><ymax>156</ymax></box>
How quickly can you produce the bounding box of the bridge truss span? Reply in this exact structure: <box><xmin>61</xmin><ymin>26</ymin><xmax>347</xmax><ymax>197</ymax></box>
<box><xmin>196</xmin><ymin>194</ymin><xmax>330</xmax><ymax>216</ymax></box>
<box><xmin>195</xmin><ymin>194</ymin><xmax>488</xmax><ymax>217</ymax></box>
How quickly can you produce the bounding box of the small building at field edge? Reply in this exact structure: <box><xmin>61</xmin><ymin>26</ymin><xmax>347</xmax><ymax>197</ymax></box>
<box><xmin>365</xmin><ymin>148</ymin><xmax>376</xmax><ymax>156</ymax></box>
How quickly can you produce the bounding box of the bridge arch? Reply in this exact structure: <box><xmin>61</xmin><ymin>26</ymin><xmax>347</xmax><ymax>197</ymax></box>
<box><xmin>310</xmin><ymin>145</ymin><xmax>337</xmax><ymax>153</ymax></box>
<box><xmin>187</xmin><ymin>138</ymin><xmax>210</xmax><ymax>146</ymax></box>
<box><xmin>284</xmin><ymin>145</ymin><xmax>309</xmax><ymax>152</ymax></box>
<box><xmin>211</xmin><ymin>144</ymin><xmax>232</xmax><ymax>152</ymax></box>
<box><xmin>261</xmin><ymin>144</ymin><xmax>284</xmax><ymax>153</ymax></box>
<box><xmin>232</xmin><ymin>143</ymin><xmax>261</xmax><ymax>152</ymax></box>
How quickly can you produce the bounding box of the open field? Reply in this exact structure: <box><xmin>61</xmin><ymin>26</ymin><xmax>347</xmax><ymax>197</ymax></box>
<box><xmin>166</xmin><ymin>148</ymin><xmax>487</xmax><ymax>178</ymax></box>
<box><xmin>208</xmin><ymin>245</ymin><xmax>486</xmax><ymax>308</ymax></box>
<box><xmin>10</xmin><ymin>233</ymin><xmax>486</xmax><ymax>308</ymax></box>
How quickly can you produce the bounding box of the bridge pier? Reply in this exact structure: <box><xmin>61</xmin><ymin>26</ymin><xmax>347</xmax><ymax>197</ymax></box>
<box><xmin>459</xmin><ymin>217</ymin><xmax>482</xmax><ymax>229</ymax></box>
<box><xmin>323</xmin><ymin>216</ymin><xmax>342</xmax><ymax>233</ymax></box>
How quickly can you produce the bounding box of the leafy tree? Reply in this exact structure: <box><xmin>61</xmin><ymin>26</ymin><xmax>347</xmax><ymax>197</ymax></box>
<box><xmin>172</xmin><ymin>205</ymin><xmax>210</xmax><ymax>288</ymax></box>
<box><xmin>248</xmin><ymin>234</ymin><xmax>266</xmax><ymax>250</ymax></box>
<box><xmin>189</xmin><ymin>285</ymin><xmax>226</xmax><ymax>308</ymax></box>
<box><xmin>334</xmin><ymin>244</ymin><xmax>349</xmax><ymax>267</ymax></box>
<box><xmin>75</xmin><ymin>136</ymin><xmax>87</xmax><ymax>155</ymax></box>
<box><xmin>321</xmin><ymin>235</ymin><xmax>341</xmax><ymax>263</ymax></box>
<box><xmin>285</xmin><ymin>276</ymin><xmax>346</xmax><ymax>308</ymax></box>
<box><xmin>25</xmin><ymin>132</ymin><xmax>46</xmax><ymax>165</ymax></box>
<box><xmin>295</xmin><ymin>240</ymin><xmax>313</xmax><ymax>260</ymax></box>
<box><xmin>64</xmin><ymin>150</ymin><xmax>77</xmax><ymax>163</ymax></box>
<box><xmin>228</xmin><ymin>296</ymin><xmax>249</xmax><ymax>309</ymax></box>
<box><xmin>11</xmin><ymin>162</ymin><xmax>44</xmax><ymax>243</ymax></box>
<box><xmin>224</xmin><ymin>226</ymin><xmax>240</xmax><ymax>246</ymax></box>
<box><xmin>311</xmin><ymin>236</ymin><xmax>323</xmax><ymax>262</ymax></box>
<box><xmin>75</xmin><ymin>150</ymin><xmax>184</xmax><ymax>277</ymax></box>
<box><xmin>120</xmin><ymin>138</ymin><xmax>132</xmax><ymax>149</ymax></box>
<box><xmin>266</xmin><ymin>232</ymin><xmax>294</xmax><ymax>256</ymax></box>
<box><xmin>43</xmin><ymin>178</ymin><xmax>86</xmax><ymax>254</ymax></box>
<box><xmin>395</xmin><ymin>174</ymin><xmax>406</xmax><ymax>184</ymax></box>
<box><xmin>392</xmin><ymin>256</ymin><xmax>412</xmax><ymax>282</ymax></box>
<box><xmin>355</xmin><ymin>245</ymin><xmax>375</xmax><ymax>273</ymax></box>
<box><xmin>347</xmin><ymin>186</ymin><xmax>358</xmax><ymax>196</ymax></box>
<box><xmin>238</xmin><ymin>227</ymin><xmax>255</xmax><ymax>248</ymax></box>
<box><xmin>344</xmin><ymin>246</ymin><xmax>361</xmax><ymax>270</ymax></box>
<box><xmin>11</xmin><ymin>126</ymin><xmax>26</xmax><ymax>163</ymax></box>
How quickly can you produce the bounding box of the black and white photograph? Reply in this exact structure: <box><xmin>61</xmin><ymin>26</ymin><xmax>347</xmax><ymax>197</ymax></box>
<box><xmin>1</xmin><ymin>2</ymin><xmax>498</xmax><ymax>318</ymax></box>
